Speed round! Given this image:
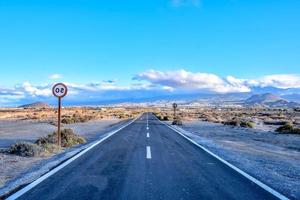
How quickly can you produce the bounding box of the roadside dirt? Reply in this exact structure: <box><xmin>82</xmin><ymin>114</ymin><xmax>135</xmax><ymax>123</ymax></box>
<box><xmin>177</xmin><ymin>120</ymin><xmax>300</xmax><ymax>199</ymax></box>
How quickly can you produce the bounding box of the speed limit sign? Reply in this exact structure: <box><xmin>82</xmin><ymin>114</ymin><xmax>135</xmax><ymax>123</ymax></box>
<box><xmin>52</xmin><ymin>83</ymin><xmax>68</xmax><ymax>98</ymax></box>
<box><xmin>172</xmin><ymin>103</ymin><xmax>178</xmax><ymax>109</ymax></box>
<box><xmin>52</xmin><ymin>83</ymin><xmax>68</xmax><ymax>148</ymax></box>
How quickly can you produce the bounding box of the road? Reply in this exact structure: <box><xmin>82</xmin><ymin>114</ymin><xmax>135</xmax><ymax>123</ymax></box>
<box><xmin>15</xmin><ymin>113</ymin><xmax>278</xmax><ymax>200</ymax></box>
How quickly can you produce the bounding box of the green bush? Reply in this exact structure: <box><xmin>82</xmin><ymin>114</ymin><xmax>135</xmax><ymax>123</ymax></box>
<box><xmin>9</xmin><ymin>142</ymin><xmax>42</xmax><ymax>157</ymax></box>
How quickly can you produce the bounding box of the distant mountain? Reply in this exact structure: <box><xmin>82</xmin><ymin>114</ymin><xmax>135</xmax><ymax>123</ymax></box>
<box><xmin>245</xmin><ymin>93</ymin><xmax>282</xmax><ymax>104</ymax></box>
<box><xmin>250</xmin><ymin>86</ymin><xmax>300</xmax><ymax>95</ymax></box>
<box><xmin>244</xmin><ymin>93</ymin><xmax>300</xmax><ymax>108</ymax></box>
<box><xmin>9</xmin><ymin>88</ymin><xmax>299</xmax><ymax>108</ymax></box>
<box><xmin>18</xmin><ymin>101</ymin><xmax>51</xmax><ymax>108</ymax></box>
<box><xmin>266</xmin><ymin>99</ymin><xmax>300</xmax><ymax>108</ymax></box>
<box><xmin>282</xmin><ymin>93</ymin><xmax>300</xmax><ymax>103</ymax></box>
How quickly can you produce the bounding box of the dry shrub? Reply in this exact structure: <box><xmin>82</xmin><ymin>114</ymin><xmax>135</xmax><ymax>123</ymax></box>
<box><xmin>154</xmin><ymin>113</ymin><xmax>163</xmax><ymax>120</ymax></box>
<box><xmin>223</xmin><ymin>120</ymin><xmax>240</xmax><ymax>126</ymax></box>
<box><xmin>9</xmin><ymin>142</ymin><xmax>42</xmax><ymax>157</ymax></box>
<box><xmin>240</xmin><ymin>121</ymin><xmax>255</xmax><ymax>128</ymax></box>
<box><xmin>276</xmin><ymin>123</ymin><xmax>293</xmax><ymax>133</ymax></box>
<box><xmin>276</xmin><ymin>123</ymin><xmax>300</xmax><ymax>134</ymax></box>
<box><xmin>264</xmin><ymin>120</ymin><xmax>288</xmax><ymax>125</ymax></box>
<box><xmin>61</xmin><ymin>115</ymin><xmax>94</xmax><ymax>124</ymax></box>
<box><xmin>292</xmin><ymin>128</ymin><xmax>300</xmax><ymax>134</ymax></box>
<box><xmin>163</xmin><ymin>116</ymin><xmax>170</xmax><ymax>121</ymax></box>
<box><xmin>172</xmin><ymin>117</ymin><xmax>183</xmax><ymax>126</ymax></box>
<box><xmin>9</xmin><ymin>129</ymin><xmax>86</xmax><ymax>157</ymax></box>
<box><xmin>36</xmin><ymin>128</ymin><xmax>86</xmax><ymax>148</ymax></box>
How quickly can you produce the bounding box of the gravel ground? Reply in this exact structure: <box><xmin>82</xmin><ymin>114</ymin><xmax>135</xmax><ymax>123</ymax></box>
<box><xmin>64</xmin><ymin>119</ymin><xmax>123</xmax><ymax>142</ymax></box>
<box><xmin>0</xmin><ymin>119</ymin><xmax>122</xmax><ymax>148</ymax></box>
<box><xmin>0</xmin><ymin>120</ymin><xmax>56</xmax><ymax>148</ymax></box>
<box><xmin>0</xmin><ymin>154</ymin><xmax>43</xmax><ymax>189</ymax></box>
<box><xmin>174</xmin><ymin>120</ymin><xmax>300</xmax><ymax>200</ymax></box>
<box><xmin>0</xmin><ymin>119</ymin><xmax>125</xmax><ymax>191</ymax></box>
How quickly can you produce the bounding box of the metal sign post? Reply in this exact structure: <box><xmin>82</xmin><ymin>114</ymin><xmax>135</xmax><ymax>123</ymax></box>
<box><xmin>52</xmin><ymin>83</ymin><xmax>68</xmax><ymax>147</ymax></box>
<box><xmin>172</xmin><ymin>103</ymin><xmax>178</xmax><ymax>120</ymax></box>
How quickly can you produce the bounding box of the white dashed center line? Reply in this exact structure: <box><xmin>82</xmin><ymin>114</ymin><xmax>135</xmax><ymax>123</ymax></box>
<box><xmin>146</xmin><ymin>146</ymin><xmax>151</xmax><ymax>159</ymax></box>
<box><xmin>147</xmin><ymin>132</ymin><xmax>150</xmax><ymax>138</ymax></box>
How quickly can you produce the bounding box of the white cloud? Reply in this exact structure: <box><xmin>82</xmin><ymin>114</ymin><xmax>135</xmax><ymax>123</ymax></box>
<box><xmin>0</xmin><ymin>70</ymin><xmax>300</xmax><ymax>106</ymax></box>
<box><xmin>49</xmin><ymin>74</ymin><xmax>63</xmax><ymax>79</ymax></box>
<box><xmin>20</xmin><ymin>82</ymin><xmax>52</xmax><ymax>97</ymax></box>
<box><xmin>247</xmin><ymin>74</ymin><xmax>300</xmax><ymax>89</ymax></box>
<box><xmin>135</xmin><ymin>69</ymin><xmax>251</xmax><ymax>93</ymax></box>
<box><xmin>136</xmin><ymin>70</ymin><xmax>300</xmax><ymax>93</ymax></box>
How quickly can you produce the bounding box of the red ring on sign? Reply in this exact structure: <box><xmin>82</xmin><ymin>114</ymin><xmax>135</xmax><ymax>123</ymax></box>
<box><xmin>52</xmin><ymin>83</ymin><xmax>68</xmax><ymax>98</ymax></box>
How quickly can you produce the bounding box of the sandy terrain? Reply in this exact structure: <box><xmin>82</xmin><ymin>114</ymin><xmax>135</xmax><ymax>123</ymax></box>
<box><xmin>173</xmin><ymin>120</ymin><xmax>300</xmax><ymax>199</ymax></box>
<box><xmin>0</xmin><ymin>119</ymin><xmax>123</xmax><ymax>148</ymax></box>
<box><xmin>0</xmin><ymin>120</ymin><xmax>56</xmax><ymax>148</ymax></box>
<box><xmin>0</xmin><ymin>154</ymin><xmax>43</xmax><ymax>189</ymax></box>
<box><xmin>0</xmin><ymin>107</ymin><xmax>141</xmax><ymax>121</ymax></box>
<box><xmin>155</xmin><ymin>107</ymin><xmax>300</xmax><ymax>131</ymax></box>
<box><xmin>64</xmin><ymin>119</ymin><xmax>124</xmax><ymax>141</ymax></box>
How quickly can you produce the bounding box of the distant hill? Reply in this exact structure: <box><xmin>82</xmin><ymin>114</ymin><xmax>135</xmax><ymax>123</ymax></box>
<box><xmin>244</xmin><ymin>93</ymin><xmax>299</xmax><ymax>108</ymax></box>
<box><xmin>18</xmin><ymin>102</ymin><xmax>51</xmax><ymax>108</ymax></box>
<box><xmin>245</xmin><ymin>93</ymin><xmax>282</xmax><ymax>104</ymax></box>
<box><xmin>282</xmin><ymin>93</ymin><xmax>300</xmax><ymax>103</ymax></box>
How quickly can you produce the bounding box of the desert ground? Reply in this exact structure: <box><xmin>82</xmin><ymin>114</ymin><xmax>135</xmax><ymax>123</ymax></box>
<box><xmin>155</xmin><ymin>107</ymin><xmax>300</xmax><ymax>131</ymax></box>
<box><xmin>1</xmin><ymin>106</ymin><xmax>300</xmax><ymax>198</ymax></box>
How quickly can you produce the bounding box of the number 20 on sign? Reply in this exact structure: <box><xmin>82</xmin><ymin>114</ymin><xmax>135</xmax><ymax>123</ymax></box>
<box><xmin>52</xmin><ymin>83</ymin><xmax>68</xmax><ymax>147</ymax></box>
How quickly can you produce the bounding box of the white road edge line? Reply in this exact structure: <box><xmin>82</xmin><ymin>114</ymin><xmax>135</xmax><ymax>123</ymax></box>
<box><xmin>6</xmin><ymin>115</ymin><xmax>141</xmax><ymax>200</ymax></box>
<box><xmin>147</xmin><ymin>132</ymin><xmax>150</xmax><ymax>138</ymax></box>
<box><xmin>156</xmin><ymin>117</ymin><xmax>289</xmax><ymax>200</ymax></box>
<box><xmin>146</xmin><ymin>146</ymin><xmax>152</xmax><ymax>159</ymax></box>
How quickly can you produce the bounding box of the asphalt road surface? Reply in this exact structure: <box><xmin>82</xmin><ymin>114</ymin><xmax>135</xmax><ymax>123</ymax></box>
<box><xmin>16</xmin><ymin>113</ymin><xmax>278</xmax><ymax>200</ymax></box>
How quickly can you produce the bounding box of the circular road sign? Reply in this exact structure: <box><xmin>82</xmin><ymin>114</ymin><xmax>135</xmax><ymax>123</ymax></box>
<box><xmin>172</xmin><ymin>103</ymin><xmax>178</xmax><ymax>109</ymax></box>
<box><xmin>52</xmin><ymin>83</ymin><xmax>68</xmax><ymax>98</ymax></box>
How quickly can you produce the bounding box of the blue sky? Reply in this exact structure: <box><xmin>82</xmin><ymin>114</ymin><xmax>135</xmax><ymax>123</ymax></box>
<box><xmin>0</xmin><ymin>0</ymin><xmax>300</xmax><ymax>106</ymax></box>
